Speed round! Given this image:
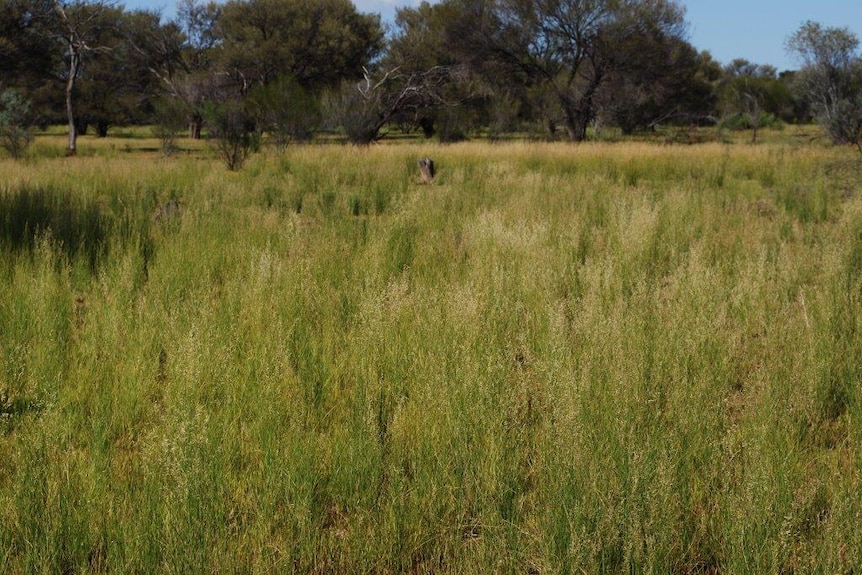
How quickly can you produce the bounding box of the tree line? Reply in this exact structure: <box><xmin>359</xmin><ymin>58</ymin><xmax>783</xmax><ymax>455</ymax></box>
<box><xmin>1</xmin><ymin>0</ymin><xmax>861</xmax><ymax>159</ymax></box>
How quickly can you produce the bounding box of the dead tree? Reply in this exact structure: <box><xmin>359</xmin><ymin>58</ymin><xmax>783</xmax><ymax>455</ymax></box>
<box><xmin>339</xmin><ymin>65</ymin><xmax>461</xmax><ymax>144</ymax></box>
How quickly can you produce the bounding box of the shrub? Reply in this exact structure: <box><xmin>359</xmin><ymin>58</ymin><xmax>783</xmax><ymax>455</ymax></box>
<box><xmin>204</xmin><ymin>99</ymin><xmax>260</xmax><ymax>171</ymax></box>
<box><xmin>151</xmin><ymin>96</ymin><xmax>189</xmax><ymax>155</ymax></box>
<box><xmin>323</xmin><ymin>83</ymin><xmax>385</xmax><ymax>145</ymax></box>
<box><xmin>0</xmin><ymin>89</ymin><xmax>34</xmax><ymax>159</ymax></box>
<box><xmin>249</xmin><ymin>75</ymin><xmax>320</xmax><ymax>151</ymax></box>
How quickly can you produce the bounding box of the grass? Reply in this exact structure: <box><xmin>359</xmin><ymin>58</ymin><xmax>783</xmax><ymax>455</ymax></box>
<box><xmin>0</xmin><ymin>128</ymin><xmax>861</xmax><ymax>573</ymax></box>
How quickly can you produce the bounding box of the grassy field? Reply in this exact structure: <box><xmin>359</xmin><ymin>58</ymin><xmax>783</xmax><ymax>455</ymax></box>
<box><xmin>1</xmin><ymin>130</ymin><xmax>861</xmax><ymax>573</ymax></box>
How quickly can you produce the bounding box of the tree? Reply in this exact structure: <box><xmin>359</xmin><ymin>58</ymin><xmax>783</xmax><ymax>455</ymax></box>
<box><xmin>151</xmin><ymin>94</ymin><xmax>187</xmax><ymax>154</ymax></box>
<box><xmin>327</xmin><ymin>65</ymin><xmax>457</xmax><ymax>144</ymax></box>
<box><xmin>386</xmin><ymin>1</ymin><xmax>480</xmax><ymax>137</ymax></box>
<box><xmin>596</xmin><ymin>8</ymin><xmax>714</xmax><ymax>134</ymax></box>
<box><xmin>127</xmin><ymin>0</ymin><xmax>220</xmax><ymax>139</ymax></box>
<box><xmin>786</xmin><ymin>21</ymin><xmax>862</xmax><ymax>149</ymax></box>
<box><xmin>0</xmin><ymin>0</ymin><xmax>57</xmax><ymax>93</ymax></box>
<box><xmin>216</xmin><ymin>0</ymin><xmax>383</xmax><ymax>93</ymax></box>
<box><xmin>174</xmin><ymin>0</ymin><xmax>220</xmax><ymax>138</ymax></box>
<box><xmin>449</xmin><ymin>0</ymin><xmax>691</xmax><ymax>141</ymax></box>
<box><xmin>69</xmin><ymin>7</ymin><xmax>161</xmax><ymax>137</ymax></box>
<box><xmin>35</xmin><ymin>0</ymin><xmax>118</xmax><ymax>155</ymax></box>
<box><xmin>716</xmin><ymin>60</ymin><xmax>778</xmax><ymax>143</ymax></box>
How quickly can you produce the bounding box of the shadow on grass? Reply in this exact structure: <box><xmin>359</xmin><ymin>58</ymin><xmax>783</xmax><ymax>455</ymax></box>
<box><xmin>0</xmin><ymin>185</ymin><xmax>110</xmax><ymax>272</ymax></box>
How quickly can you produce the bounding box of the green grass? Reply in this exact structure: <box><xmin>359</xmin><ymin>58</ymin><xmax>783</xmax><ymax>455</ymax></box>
<box><xmin>1</xmin><ymin>131</ymin><xmax>861</xmax><ymax>573</ymax></box>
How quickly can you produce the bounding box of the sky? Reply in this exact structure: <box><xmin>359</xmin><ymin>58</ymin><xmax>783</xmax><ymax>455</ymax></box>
<box><xmin>125</xmin><ymin>0</ymin><xmax>862</xmax><ymax>72</ymax></box>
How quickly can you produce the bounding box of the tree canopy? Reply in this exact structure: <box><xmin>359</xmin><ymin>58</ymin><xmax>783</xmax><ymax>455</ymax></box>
<box><xmin>216</xmin><ymin>0</ymin><xmax>383</xmax><ymax>92</ymax></box>
<box><xmin>0</xmin><ymin>0</ymin><xmax>855</xmax><ymax>151</ymax></box>
<box><xmin>787</xmin><ymin>21</ymin><xmax>862</xmax><ymax>147</ymax></box>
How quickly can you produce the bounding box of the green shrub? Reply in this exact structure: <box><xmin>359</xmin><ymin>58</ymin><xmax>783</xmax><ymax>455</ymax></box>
<box><xmin>0</xmin><ymin>89</ymin><xmax>34</xmax><ymax>159</ymax></box>
<box><xmin>151</xmin><ymin>96</ymin><xmax>189</xmax><ymax>155</ymax></box>
<box><xmin>204</xmin><ymin>99</ymin><xmax>260</xmax><ymax>170</ymax></box>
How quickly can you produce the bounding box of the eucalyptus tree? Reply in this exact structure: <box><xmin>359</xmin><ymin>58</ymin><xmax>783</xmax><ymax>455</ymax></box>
<box><xmin>787</xmin><ymin>21</ymin><xmax>862</xmax><ymax>149</ymax></box>
<box><xmin>215</xmin><ymin>0</ymin><xmax>383</xmax><ymax>93</ymax></box>
<box><xmin>34</xmin><ymin>0</ymin><xmax>119</xmax><ymax>154</ymax></box>
<box><xmin>595</xmin><ymin>11</ymin><xmax>712</xmax><ymax>134</ymax></box>
<box><xmin>385</xmin><ymin>1</ymin><xmax>479</xmax><ymax>137</ymax></box>
<box><xmin>448</xmin><ymin>0</ymin><xmax>693</xmax><ymax>141</ymax></box>
<box><xmin>124</xmin><ymin>0</ymin><xmax>220</xmax><ymax>139</ymax></box>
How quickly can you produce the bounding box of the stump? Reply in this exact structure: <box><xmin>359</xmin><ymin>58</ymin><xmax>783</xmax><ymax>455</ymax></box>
<box><xmin>418</xmin><ymin>157</ymin><xmax>436</xmax><ymax>184</ymax></box>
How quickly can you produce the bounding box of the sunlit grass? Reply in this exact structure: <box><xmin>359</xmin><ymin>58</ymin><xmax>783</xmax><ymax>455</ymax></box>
<box><xmin>1</xmin><ymin>129</ymin><xmax>861</xmax><ymax>573</ymax></box>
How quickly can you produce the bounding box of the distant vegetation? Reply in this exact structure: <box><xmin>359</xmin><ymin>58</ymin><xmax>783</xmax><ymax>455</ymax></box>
<box><xmin>2</xmin><ymin>0</ymin><xmax>860</xmax><ymax>158</ymax></box>
<box><xmin>1</xmin><ymin>128</ymin><xmax>861</xmax><ymax>572</ymax></box>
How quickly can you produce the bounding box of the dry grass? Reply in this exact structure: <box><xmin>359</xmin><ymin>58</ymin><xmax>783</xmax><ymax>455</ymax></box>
<box><xmin>1</xmin><ymin>129</ymin><xmax>861</xmax><ymax>573</ymax></box>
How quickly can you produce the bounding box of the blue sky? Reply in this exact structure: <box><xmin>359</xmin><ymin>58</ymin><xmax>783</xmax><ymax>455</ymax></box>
<box><xmin>124</xmin><ymin>0</ymin><xmax>861</xmax><ymax>72</ymax></box>
<box><xmin>683</xmin><ymin>1</ymin><xmax>862</xmax><ymax>71</ymax></box>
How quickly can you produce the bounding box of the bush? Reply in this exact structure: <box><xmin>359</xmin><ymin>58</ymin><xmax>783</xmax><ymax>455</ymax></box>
<box><xmin>0</xmin><ymin>89</ymin><xmax>34</xmax><ymax>159</ymax></box>
<box><xmin>151</xmin><ymin>96</ymin><xmax>189</xmax><ymax>155</ymax></box>
<box><xmin>323</xmin><ymin>83</ymin><xmax>385</xmax><ymax>145</ymax></box>
<box><xmin>204</xmin><ymin>99</ymin><xmax>260</xmax><ymax>171</ymax></box>
<box><xmin>436</xmin><ymin>107</ymin><xmax>469</xmax><ymax>143</ymax></box>
<box><xmin>249</xmin><ymin>75</ymin><xmax>320</xmax><ymax>151</ymax></box>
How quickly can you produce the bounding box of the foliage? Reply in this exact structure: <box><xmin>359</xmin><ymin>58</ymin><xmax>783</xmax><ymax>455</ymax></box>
<box><xmin>715</xmin><ymin>62</ymin><xmax>791</xmax><ymax>143</ymax></box>
<box><xmin>73</xmin><ymin>9</ymin><xmax>164</xmax><ymax>137</ymax></box>
<box><xmin>0</xmin><ymin>0</ymin><xmax>57</xmax><ymax>94</ymax></box>
<box><xmin>327</xmin><ymin>66</ymin><xmax>458</xmax><ymax>144</ymax></box>
<box><xmin>325</xmin><ymin>81</ymin><xmax>385</xmax><ymax>144</ymax></box>
<box><xmin>386</xmin><ymin>1</ymin><xmax>480</xmax><ymax>136</ymax></box>
<box><xmin>248</xmin><ymin>75</ymin><xmax>319</xmax><ymax>151</ymax></box>
<box><xmin>598</xmin><ymin>34</ymin><xmax>716</xmax><ymax>133</ymax></box>
<box><xmin>204</xmin><ymin>98</ymin><xmax>260</xmax><ymax>170</ymax></box>
<box><xmin>151</xmin><ymin>96</ymin><xmax>189</xmax><ymax>155</ymax></box>
<box><xmin>0</xmin><ymin>89</ymin><xmax>33</xmax><ymax>158</ymax></box>
<box><xmin>1</xmin><ymin>0</ymin><xmax>855</xmax><ymax>144</ymax></box>
<box><xmin>435</xmin><ymin>105</ymin><xmax>470</xmax><ymax>142</ymax></box>
<box><xmin>787</xmin><ymin>21</ymin><xmax>862</xmax><ymax>149</ymax></box>
<box><xmin>160</xmin><ymin>0</ymin><xmax>220</xmax><ymax>142</ymax></box>
<box><xmin>32</xmin><ymin>0</ymin><xmax>124</xmax><ymax>154</ymax></box>
<box><xmin>443</xmin><ymin>0</ymin><xmax>696</xmax><ymax>141</ymax></box>
<box><xmin>216</xmin><ymin>0</ymin><xmax>383</xmax><ymax>92</ymax></box>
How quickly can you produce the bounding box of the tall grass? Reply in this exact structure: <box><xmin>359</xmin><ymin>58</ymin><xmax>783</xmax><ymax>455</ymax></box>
<box><xmin>1</xmin><ymin>136</ymin><xmax>861</xmax><ymax>573</ymax></box>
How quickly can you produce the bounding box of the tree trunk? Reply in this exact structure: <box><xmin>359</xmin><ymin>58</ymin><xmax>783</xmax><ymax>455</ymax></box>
<box><xmin>75</xmin><ymin>117</ymin><xmax>89</xmax><ymax>137</ymax></box>
<box><xmin>65</xmin><ymin>48</ymin><xmax>79</xmax><ymax>156</ymax></box>
<box><xmin>418</xmin><ymin>117</ymin><xmax>435</xmax><ymax>139</ymax></box>
<box><xmin>558</xmin><ymin>70</ymin><xmax>602</xmax><ymax>143</ymax></box>
<box><xmin>190</xmin><ymin>113</ymin><xmax>203</xmax><ymax>140</ymax></box>
<box><xmin>563</xmin><ymin>110</ymin><xmax>589</xmax><ymax>142</ymax></box>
